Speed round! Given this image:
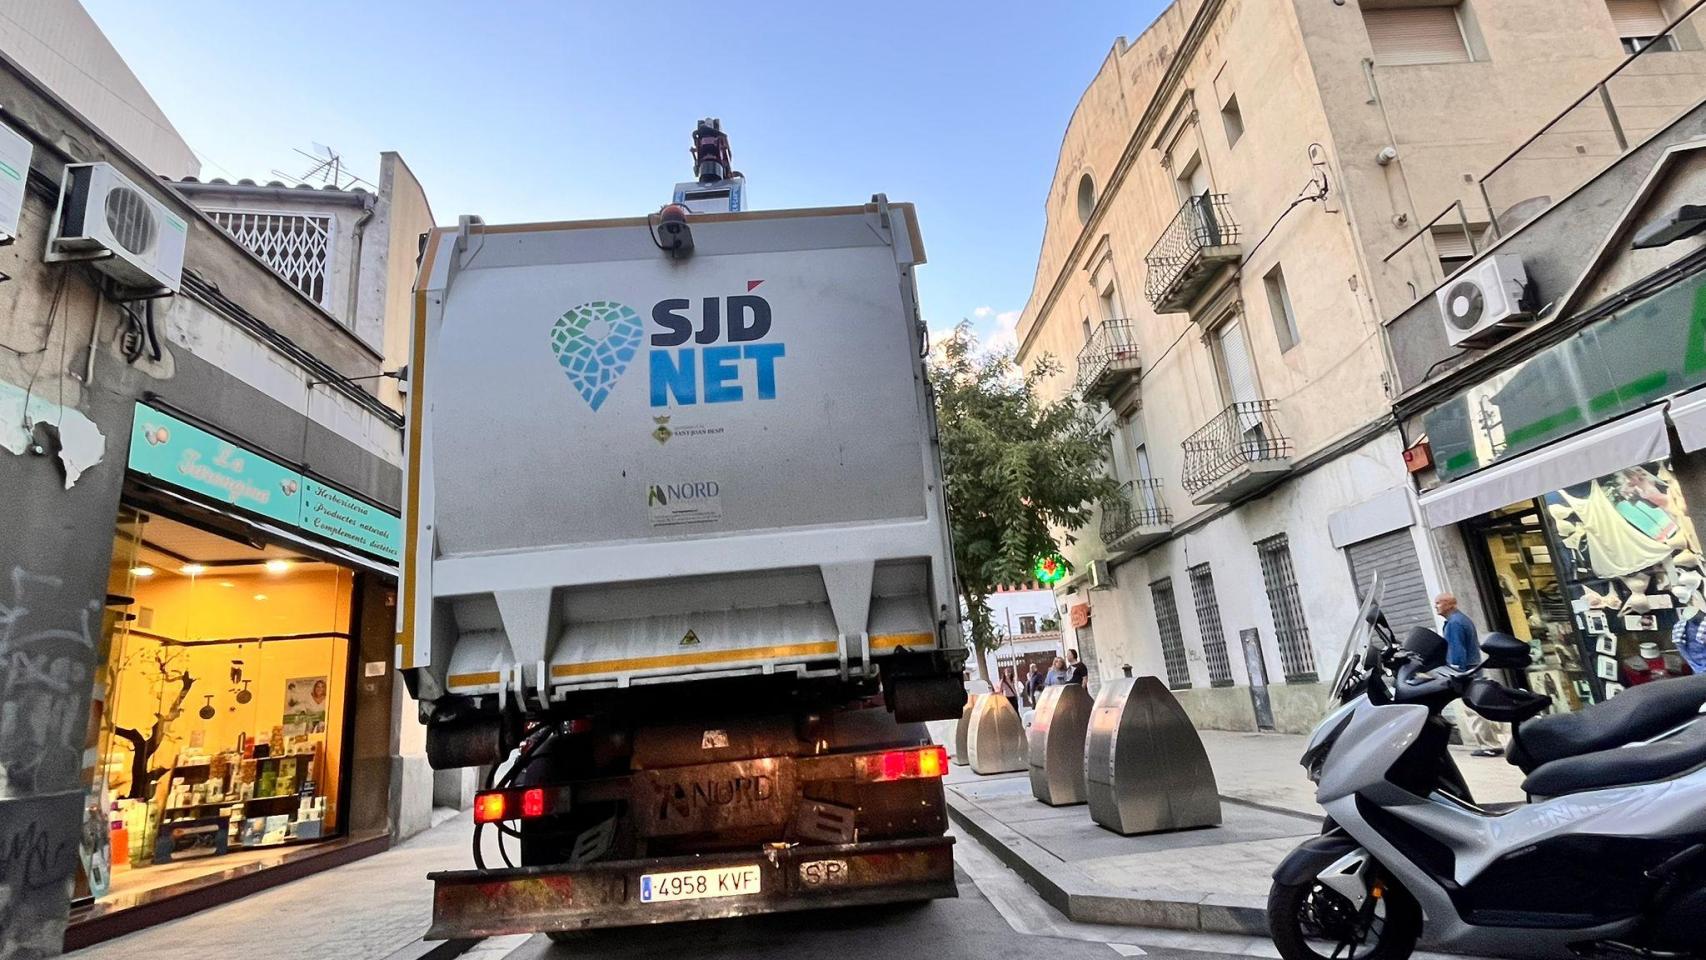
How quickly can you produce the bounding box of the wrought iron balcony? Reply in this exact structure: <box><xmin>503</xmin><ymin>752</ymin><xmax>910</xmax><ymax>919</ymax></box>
<box><xmin>1145</xmin><ymin>194</ymin><xmax>1241</xmax><ymax>313</ymax></box>
<box><xmin>1181</xmin><ymin>401</ymin><xmax>1293</xmax><ymax>504</ymax></box>
<box><xmin>1075</xmin><ymin>319</ymin><xmax>1141</xmax><ymax>403</ymax></box>
<box><xmin>1099</xmin><ymin>478</ymin><xmax>1173</xmax><ymax>554</ymax></box>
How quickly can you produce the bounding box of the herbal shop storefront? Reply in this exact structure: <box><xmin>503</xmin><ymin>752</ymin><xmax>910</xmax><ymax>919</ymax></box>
<box><xmin>1414</xmin><ymin>270</ymin><xmax>1706</xmax><ymax>713</ymax></box>
<box><xmin>74</xmin><ymin>401</ymin><xmax>403</xmax><ymax>925</ymax></box>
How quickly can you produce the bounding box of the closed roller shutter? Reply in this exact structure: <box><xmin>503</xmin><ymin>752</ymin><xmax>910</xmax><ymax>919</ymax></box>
<box><xmin>1365</xmin><ymin>7</ymin><xmax>1471</xmax><ymax>65</ymax></box>
<box><xmin>1346</xmin><ymin>529</ymin><xmax>1434</xmax><ymax>640</ymax></box>
<box><xmin>1608</xmin><ymin>0</ymin><xmax>1669</xmax><ymax>38</ymax></box>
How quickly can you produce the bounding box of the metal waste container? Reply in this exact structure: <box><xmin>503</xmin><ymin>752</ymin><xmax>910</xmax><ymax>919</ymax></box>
<box><xmin>1028</xmin><ymin>682</ymin><xmax>1092</xmax><ymax>805</ymax></box>
<box><xmin>952</xmin><ymin>693</ymin><xmax>981</xmax><ymax>766</ymax></box>
<box><xmin>966</xmin><ymin>693</ymin><xmax>1027</xmax><ymax>774</ymax></box>
<box><xmin>1084</xmin><ymin>676</ymin><xmax>1221</xmax><ymax>835</ymax></box>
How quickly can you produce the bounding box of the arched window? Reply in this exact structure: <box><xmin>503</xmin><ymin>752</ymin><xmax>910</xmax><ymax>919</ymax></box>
<box><xmin>1076</xmin><ymin>173</ymin><xmax>1096</xmax><ymax>224</ymax></box>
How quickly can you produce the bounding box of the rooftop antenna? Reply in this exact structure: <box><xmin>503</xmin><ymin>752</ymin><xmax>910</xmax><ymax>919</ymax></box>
<box><xmin>270</xmin><ymin>144</ymin><xmax>373</xmax><ymax>191</ymax></box>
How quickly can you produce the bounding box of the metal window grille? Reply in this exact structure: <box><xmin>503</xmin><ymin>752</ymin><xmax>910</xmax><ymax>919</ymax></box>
<box><xmin>207</xmin><ymin>209</ymin><xmax>334</xmax><ymax>310</ymax></box>
<box><xmin>1149</xmin><ymin>577</ymin><xmax>1192</xmax><ymax>689</ymax></box>
<box><xmin>1187</xmin><ymin>564</ymin><xmax>1235</xmax><ymax>687</ymax></box>
<box><xmin>1256</xmin><ymin>535</ymin><xmax>1317</xmax><ymax>682</ymax></box>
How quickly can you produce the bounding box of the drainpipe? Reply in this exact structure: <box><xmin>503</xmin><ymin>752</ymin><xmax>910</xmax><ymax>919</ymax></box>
<box><xmin>346</xmin><ymin>195</ymin><xmax>376</xmax><ymax>331</ymax></box>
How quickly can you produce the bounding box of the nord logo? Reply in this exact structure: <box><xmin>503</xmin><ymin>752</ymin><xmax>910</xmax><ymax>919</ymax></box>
<box><xmin>649</xmin><ymin>292</ymin><xmax>786</xmax><ymax>407</ymax></box>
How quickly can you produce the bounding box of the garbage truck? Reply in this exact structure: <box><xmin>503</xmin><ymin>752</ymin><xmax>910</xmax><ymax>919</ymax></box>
<box><xmin>398</xmin><ymin>120</ymin><xmax>968</xmax><ymax>938</ymax></box>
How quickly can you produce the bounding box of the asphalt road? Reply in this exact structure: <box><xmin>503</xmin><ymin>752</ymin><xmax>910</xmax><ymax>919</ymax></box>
<box><xmin>500</xmin><ymin>867</ymin><xmax>1263</xmax><ymax>960</ymax></box>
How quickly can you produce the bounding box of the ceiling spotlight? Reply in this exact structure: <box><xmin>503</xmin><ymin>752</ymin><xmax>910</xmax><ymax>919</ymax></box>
<box><xmin>264</xmin><ymin>559</ymin><xmax>291</xmax><ymax>574</ymax></box>
<box><xmin>218</xmin><ymin>581</ymin><xmax>235</xmax><ymax>588</ymax></box>
<box><xmin>132</xmin><ymin>565</ymin><xmax>155</xmax><ymax>578</ymax></box>
<box><xmin>181</xmin><ymin>563</ymin><xmax>208</xmax><ymax>575</ymax></box>
<box><xmin>253</xmin><ymin>593</ymin><xmax>268</xmax><ymax>601</ymax></box>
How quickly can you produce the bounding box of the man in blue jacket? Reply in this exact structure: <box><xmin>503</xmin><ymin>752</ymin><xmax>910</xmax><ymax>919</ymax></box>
<box><xmin>1435</xmin><ymin>592</ymin><xmax>1482</xmax><ymax>671</ymax></box>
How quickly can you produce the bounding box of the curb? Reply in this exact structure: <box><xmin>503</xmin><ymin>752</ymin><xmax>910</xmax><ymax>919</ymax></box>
<box><xmin>944</xmin><ymin>789</ymin><xmax>1268</xmax><ymax>937</ymax></box>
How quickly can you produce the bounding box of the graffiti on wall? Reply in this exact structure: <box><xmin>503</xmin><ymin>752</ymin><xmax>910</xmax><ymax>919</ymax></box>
<box><xmin>0</xmin><ymin>567</ymin><xmax>98</xmax><ymax>957</ymax></box>
<box><xmin>0</xmin><ymin>566</ymin><xmax>96</xmax><ymax>798</ymax></box>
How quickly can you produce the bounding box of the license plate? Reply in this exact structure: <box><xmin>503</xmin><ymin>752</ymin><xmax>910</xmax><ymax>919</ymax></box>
<box><xmin>639</xmin><ymin>865</ymin><xmax>762</xmax><ymax>903</ymax></box>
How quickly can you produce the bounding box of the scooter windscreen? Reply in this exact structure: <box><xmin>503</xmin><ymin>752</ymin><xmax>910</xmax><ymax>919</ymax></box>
<box><xmin>1329</xmin><ymin>574</ymin><xmax>1384</xmax><ymax>700</ymax></box>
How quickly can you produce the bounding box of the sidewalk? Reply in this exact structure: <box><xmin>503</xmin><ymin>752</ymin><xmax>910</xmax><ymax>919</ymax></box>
<box><xmin>68</xmin><ymin>810</ymin><xmax>473</xmax><ymax>960</ymax></box>
<box><xmin>941</xmin><ymin>727</ymin><xmax>1528</xmax><ymax>935</ymax></box>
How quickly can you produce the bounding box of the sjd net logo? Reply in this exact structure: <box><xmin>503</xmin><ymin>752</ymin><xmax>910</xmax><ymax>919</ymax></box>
<box><xmin>550</xmin><ymin>300</ymin><xmax>643</xmax><ymax>411</ymax></box>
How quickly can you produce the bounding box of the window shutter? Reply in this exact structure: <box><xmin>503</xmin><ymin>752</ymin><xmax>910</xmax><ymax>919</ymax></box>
<box><xmin>1217</xmin><ymin>319</ymin><xmax>1260</xmax><ymax>408</ymax></box>
<box><xmin>1607</xmin><ymin>0</ymin><xmax>1669</xmax><ymax>37</ymax></box>
<box><xmin>1431</xmin><ymin>227</ymin><xmax>1474</xmax><ymax>261</ymax></box>
<box><xmin>1365</xmin><ymin>7</ymin><xmax>1471</xmax><ymax>65</ymax></box>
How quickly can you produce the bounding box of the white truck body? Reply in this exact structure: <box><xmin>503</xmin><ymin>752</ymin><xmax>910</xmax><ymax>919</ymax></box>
<box><xmin>400</xmin><ymin>200</ymin><xmax>962</xmax><ymax>711</ymax></box>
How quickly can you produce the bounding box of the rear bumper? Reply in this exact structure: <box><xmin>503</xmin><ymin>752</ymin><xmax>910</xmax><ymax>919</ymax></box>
<box><xmin>425</xmin><ymin>835</ymin><xmax>955</xmax><ymax>938</ymax></box>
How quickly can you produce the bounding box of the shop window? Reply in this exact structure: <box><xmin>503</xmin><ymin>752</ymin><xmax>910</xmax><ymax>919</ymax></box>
<box><xmin>1188</xmin><ymin>564</ymin><xmax>1236</xmax><ymax>687</ymax></box>
<box><xmin>1472</xmin><ymin>506</ymin><xmax>1591</xmax><ymax>712</ymax></box>
<box><xmin>1256</xmin><ymin>534</ymin><xmax>1318</xmax><ymax>682</ymax></box>
<box><xmin>1150</xmin><ymin>577</ymin><xmax>1192</xmax><ymax>689</ymax></box>
<box><xmin>87</xmin><ymin>509</ymin><xmax>356</xmax><ymax>904</ymax></box>
<box><xmin>1543</xmin><ymin>460</ymin><xmax>1703</xmax><ymax>700</ymax></box>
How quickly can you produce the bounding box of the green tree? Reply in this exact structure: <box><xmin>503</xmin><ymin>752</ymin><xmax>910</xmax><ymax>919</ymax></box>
<box><xmin>929</xmin><ymin>322</ymin><xmax>1117</xmax><ymax>682</ymax></box>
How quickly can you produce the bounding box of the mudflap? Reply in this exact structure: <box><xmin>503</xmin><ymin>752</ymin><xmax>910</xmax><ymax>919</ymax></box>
<box><xmin>425</xmin><ymin>835</ymin><xmax>956</xmax><ymax>939</ymax></box>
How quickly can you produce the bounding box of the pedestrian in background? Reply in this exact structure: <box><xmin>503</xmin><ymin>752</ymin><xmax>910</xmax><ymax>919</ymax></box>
<box><xmin>997</xmin><ymin>667</ymin><xmax>1021</xmax><ymax>713</ymax></box>
<box><xmin>1024</xmin><ymin>662</ymin><xmax>1044</xmax><ymax>706</ymax></box>
<box><xmin>1436</xmin><ymin>591</ymin><xmax>1503</xmax><ymax>757</ymax></box>
<box><xmin>1066</xmin><ymin>648</ymin><xmax>1089</xmax><ymax>684</ymax></box>
<box><xmin>1045</xmin><ymin>656</ymin><xmax>1072</xmax><ymax>686</ymax></box>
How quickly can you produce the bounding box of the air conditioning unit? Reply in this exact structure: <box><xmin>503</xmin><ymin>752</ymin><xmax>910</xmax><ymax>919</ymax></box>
<box><xmin>46</xmin><ymin>162</ymin><xmax>186</xmax><ymax>295</ymax></box>
<box><xmin>1088</xmin><ymin>559</ymin><xmax>1113</xmax><ymax>591</ymax></box>
<box><xmin>1437</xmin><ymin>255</ymin><xmax>1534</xmax><ymax>348</ymax></box>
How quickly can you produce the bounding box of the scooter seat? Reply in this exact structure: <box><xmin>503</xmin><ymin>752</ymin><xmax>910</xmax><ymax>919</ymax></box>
<box><xmin>1508</xmin><ymin>673</ymin><xmax>1706</xmax><ymax>773</ymax></box>
<box><xmin>1523</xmin><ymin>714</ymin><xmax>1706</xmax><ymax>797</ymax></box>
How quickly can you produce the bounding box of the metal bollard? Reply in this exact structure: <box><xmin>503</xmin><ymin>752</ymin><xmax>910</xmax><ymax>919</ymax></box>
<box><xmin>966</xmin><ymin>693</ymin><xmax>1027</xmax><ymax>774</ymax></box>
<box><xmin>1084</xmin><ymin>676</ymin><xmax>1222</xmax><ymax>835</ymax></box>
<box><xmin>1028</xmin><ymin>683</ymin><xmax>1092</xmax><ymax>805</ymax></box>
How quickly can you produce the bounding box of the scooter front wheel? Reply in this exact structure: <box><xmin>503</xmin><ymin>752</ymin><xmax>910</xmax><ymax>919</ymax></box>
<box><xmin>1268</xmin><ymin>869</ymin><xmax>1422</xmax><ymax>960</ymax></box>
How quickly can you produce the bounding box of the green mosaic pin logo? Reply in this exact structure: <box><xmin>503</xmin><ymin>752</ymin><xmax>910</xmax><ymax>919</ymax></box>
<box><xmin>550</xmin><ymin>300</ymin><xmax>643</xmax><ymax>411</ymax></box>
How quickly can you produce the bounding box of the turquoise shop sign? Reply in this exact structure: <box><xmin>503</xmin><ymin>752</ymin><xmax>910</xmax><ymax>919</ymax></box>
<box><xmin>128</xmin><ymin>403</ymin><xmax>401</xmax><ymax>562</ymax></box>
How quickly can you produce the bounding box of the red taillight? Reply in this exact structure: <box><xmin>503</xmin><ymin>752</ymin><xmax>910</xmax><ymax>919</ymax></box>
<box><xmin>475</xmin><ymin>787</ymin><xmax>554</xmax><ymax>823</ymax></box>
<box><xmin>861</xmin><ymin>746</ymin><xmax>950</xmax><ymax>782</ymax></box>
<box><xmin>473</xmin><ymin>791</ymin><xmax>507</xmax><ymax>823</ymax></box>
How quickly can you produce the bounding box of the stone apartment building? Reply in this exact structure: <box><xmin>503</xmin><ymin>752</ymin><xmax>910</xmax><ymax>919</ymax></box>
<box><xmin>0</xmin><ymin>11</ymin><xmax>436</xmax><ymax>957</ymax></box>
<box><xmin>1017</xmin><ymin>0</ymin><xmax>1703</xmax><ymax>733</ymax></box>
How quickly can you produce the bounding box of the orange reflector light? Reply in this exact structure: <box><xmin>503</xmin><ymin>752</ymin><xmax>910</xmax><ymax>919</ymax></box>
<box><xmin>521</xmin><ymin>787</ymin><xmax>545</xmax><ymax>818</ymax></box>
<box><xmin>918</xmin><ymin>745</ymin><xmax>947</xmax><ymax>778</ymax></box>
<box><xmin>861</xmin><ymin>746</ymin><xmax>951</xmax><ymax>782</ymax></box>
<box><xmin>473</xmin><ymin>791</ymin><xmax>507</xmax><ymax>824</ymax></box>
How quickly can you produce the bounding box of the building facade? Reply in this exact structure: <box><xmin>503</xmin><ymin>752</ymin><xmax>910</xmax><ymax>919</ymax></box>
<box><xmin>1384</xmin><ymin>6</ymin><xmax>1706</xmax><ymax>719</ymax></box>
<box><xmin>0</xmin><ymin>35</ymin><xmax>434</xmax><ymax>960</ymax></box>
<box><xmin>1017</xmin><ymin>0</ymin><xmax>1692</xmax><ymax>733</ymax></box>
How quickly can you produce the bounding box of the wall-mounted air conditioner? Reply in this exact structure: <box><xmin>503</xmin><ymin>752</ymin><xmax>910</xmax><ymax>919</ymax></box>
<box><xmin>1088</xmin><ymin>559</ymin><xmax>1113</xmax><ymax>590</ymax></box>
<box><xmin>46</xmin><ymin>162</ymin><xmax>186</xmax><ymax>295</ymax></box>
<box><xmin>1437</xmin><ymin>254</ymin><xmax>1534</xmax><ymax>348</ymax></box>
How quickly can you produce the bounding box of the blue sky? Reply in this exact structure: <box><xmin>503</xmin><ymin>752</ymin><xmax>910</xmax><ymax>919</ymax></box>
<box><xmin>81</xmin><ymin>1</ymin><xmax>1161</xmax><ymax>349</ymax></box>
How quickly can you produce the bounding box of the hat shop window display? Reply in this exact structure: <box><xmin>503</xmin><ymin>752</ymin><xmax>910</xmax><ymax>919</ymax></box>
<box><xmin>1545</xmin><ymin>461</ymin><xmax>1705</xmax><ymax>705</ymax></box>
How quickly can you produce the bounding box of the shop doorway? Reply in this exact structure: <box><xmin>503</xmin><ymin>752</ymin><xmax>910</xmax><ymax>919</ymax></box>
<box><xmin>1464</xmin><ymin>504</ymin><xmax>1595</xmax><ymax>713</ymax></box>
<box><xmin>87</xmin><ymin>507</ymin><xmax>357</xmax><ymax>905</ymax></box>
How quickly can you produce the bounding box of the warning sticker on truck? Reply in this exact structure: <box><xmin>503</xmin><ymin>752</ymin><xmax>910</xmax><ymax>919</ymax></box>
<box><xmin>647</xmin><ymin>480</ymin><xmax>722</xmax><ymax>527</ymax></box>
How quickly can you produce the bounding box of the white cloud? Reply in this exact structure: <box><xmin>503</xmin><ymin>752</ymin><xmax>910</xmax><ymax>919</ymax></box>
<box><xmin>971</xmin><ymin>305</ymin><xmax>995</xmax><ymax>320</ymax></box>
<box><xmin>983</xmin><ymin>310</ymin><xmax>1021</xmax><ymax>355</ymax></box>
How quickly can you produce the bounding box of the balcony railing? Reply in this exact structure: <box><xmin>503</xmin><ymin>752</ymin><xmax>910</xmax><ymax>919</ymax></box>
<box><xmin>1145</xmin><ymin>194</ymin><xmax>1241</xmax><ymax>312</ymax></box>
<box><xmin>1075</xmin><ymin>319</ymin><xmax>1141</xmax><ymax>401</ymax></box>
<box><xmin>1099</xmin><ymin>478</ymin><xmax>1173</xmax><ymax>549</ymax></box>
<box><xmin>1181</xmin><ymin>401</ymin><xmax>1293</xmax><ymax>499</ymax></box>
